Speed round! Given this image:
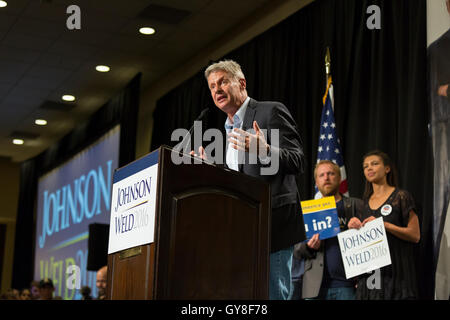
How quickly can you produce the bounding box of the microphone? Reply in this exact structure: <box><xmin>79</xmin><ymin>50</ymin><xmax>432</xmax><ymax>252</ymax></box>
<box><xmin>176</xmin><ymin>108</ymin><xmax>210</xmax><ymax>153</ymax></box>
<box><xmin>195</xmin><ymin>107</ymin><xmax>210</xmax><ymax>121</ymax></box>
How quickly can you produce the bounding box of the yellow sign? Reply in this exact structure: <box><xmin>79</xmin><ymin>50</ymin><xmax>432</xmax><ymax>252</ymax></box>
<box><xmin>300</xmin><ymin>196</ymin><xmax>337</xmax><ymax>214</ymax></box>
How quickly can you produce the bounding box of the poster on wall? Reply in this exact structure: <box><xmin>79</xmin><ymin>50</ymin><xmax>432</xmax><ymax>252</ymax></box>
<box><xmin>34</xmin><ymin>125</ymin><xmax>120</xmax><ymax>300</ymax></box>
<box><xmin>427</xmin><ymin>0</ymin><xmax>450</xmax><ymax>300</ymax></box>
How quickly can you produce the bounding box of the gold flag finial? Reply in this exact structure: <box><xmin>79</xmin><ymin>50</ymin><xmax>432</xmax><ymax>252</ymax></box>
<box><xmin>325</xmin><ymin>47</ymin><xmax>331</xmax><ymax>76</ymax></box>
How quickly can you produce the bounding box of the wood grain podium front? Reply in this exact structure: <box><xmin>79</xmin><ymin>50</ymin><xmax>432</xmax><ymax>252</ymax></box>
<box><xmin>107</xmin><ymin>146</ymin><xmax>270</xmax><ymax>299</ymax></box>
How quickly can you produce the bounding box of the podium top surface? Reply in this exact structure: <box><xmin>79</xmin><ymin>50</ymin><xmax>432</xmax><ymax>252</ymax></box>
<box><xmin>113</xmin><ymin>145</ymin><xmax>270</xmax><ymax>188</ymax></box>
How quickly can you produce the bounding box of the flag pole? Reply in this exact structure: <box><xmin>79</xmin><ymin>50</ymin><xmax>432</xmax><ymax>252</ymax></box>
<box><xmin>324</xmin><ymin>47</ymin><xmax>333</xmax><ymax>111</ymax></box>
<box><xmin>325</xmin><ymin>47</ymin><xmax>331</xmax><ymax>84</ymax></box>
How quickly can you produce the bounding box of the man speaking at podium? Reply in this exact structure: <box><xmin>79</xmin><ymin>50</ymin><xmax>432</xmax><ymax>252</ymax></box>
<box><xmin>193</xmin><ymin>59</ymin><xmax>306</xmax><ymax>299</ymax></box>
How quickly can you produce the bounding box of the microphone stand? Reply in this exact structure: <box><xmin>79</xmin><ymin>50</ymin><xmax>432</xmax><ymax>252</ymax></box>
<box><xmin>175</xmin><ymin>108</ymin><xmax>210</xmax><ymax>154</ymax></box>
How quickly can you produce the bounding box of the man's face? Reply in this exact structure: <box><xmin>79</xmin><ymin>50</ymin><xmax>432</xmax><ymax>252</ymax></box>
<box><xmin>315</xmin><ymin>163</ymin><xmax>341</xmax><ymax>197</ymax></box>
<box><xmin>207</xmin><ymin>70</ymin><xmax>246</xmax><ymax>116</ymax></box>
<box><xmin>96</xmin><ymin>267</ymin><xmax>107</xmax><ymax>297</ymax></box>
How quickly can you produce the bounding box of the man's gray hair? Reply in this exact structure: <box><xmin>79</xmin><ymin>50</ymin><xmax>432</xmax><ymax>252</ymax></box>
<box><xmin>204</xmin><ymin>59</ymin><xmax>246</xmax><ymax>81</ymax></box>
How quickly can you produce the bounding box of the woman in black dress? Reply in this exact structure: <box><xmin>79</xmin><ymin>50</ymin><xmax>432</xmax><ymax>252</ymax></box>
<box><xmin>348</xmin><ymin>150</ymin><xmax>420</xmax><ymax>299</ymax></box>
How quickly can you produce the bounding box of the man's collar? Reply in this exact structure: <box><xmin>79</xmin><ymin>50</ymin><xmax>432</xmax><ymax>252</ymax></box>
<box><xmin>225</xmin><ymin>96</ymin><xmax>250</xmax><ymax>128</ymax></box>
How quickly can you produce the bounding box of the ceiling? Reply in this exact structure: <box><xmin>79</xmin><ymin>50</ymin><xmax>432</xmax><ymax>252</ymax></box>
<box><xmin>0</xmin><ymin>0</ymin><xmax>273</xmax><ymax>162</ymax></box>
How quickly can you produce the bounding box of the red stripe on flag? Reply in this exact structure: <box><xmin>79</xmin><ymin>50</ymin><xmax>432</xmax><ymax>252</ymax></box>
<box><xmin>339</xmin><ymin>179</ymin><xmax>348</xmax><ymax>194</ymax></box>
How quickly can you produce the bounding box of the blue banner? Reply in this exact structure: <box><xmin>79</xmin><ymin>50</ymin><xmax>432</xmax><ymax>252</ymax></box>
<box><xmin>34</xmin><ymin>126</ymin><xmax>120</xmax><ymax>300</ymax></box>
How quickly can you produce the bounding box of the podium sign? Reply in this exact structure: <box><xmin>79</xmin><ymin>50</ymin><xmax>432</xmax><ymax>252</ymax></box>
<box><xmin>108</xmin><ymin>151</ymin><xmax>159</xmax><ymax>254</ymax></box>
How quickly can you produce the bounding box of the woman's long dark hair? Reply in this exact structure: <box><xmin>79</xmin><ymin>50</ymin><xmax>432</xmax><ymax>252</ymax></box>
<box><xmin>363</xmin><ymin>150</ymin><xmax>399</xmax><ymax>200</ymax></box>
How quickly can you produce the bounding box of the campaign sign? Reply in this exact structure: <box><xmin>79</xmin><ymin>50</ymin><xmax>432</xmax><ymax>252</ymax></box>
<box><xmin>301</xmin><ymin>196</ymin><xmax>340</xmax><ymax>240</ymax></box>
<box><xmin>338</xmin><ymin>217</ymin><xmax>392</xmax><ymax>279</ymax></box>
<box><xmin>34</xmin><ymin>126</ymin><xmax>120</xmax><ymax>300</ymax></box>
<box><xmin>108</xmin><ymin>150</ymin><xmax>159</xmax><ymax>254</ymax></box>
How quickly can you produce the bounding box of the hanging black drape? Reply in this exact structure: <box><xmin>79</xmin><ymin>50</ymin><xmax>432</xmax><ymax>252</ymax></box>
<box><xmin>151</xmin><ymin>0</ymin><xmax>433</xmax><ymax>298</ymax></box>
<box><xmin>11</xmin><ymin>73</ymin><xmax>141</xmax><ymax>290</ymax></box>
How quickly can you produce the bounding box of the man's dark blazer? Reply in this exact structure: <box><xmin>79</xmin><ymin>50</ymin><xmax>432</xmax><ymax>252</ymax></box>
<box><xmin>226</xmin><ymin>98</ymin><xmax>306</xmax><ymax>253</ymax></box>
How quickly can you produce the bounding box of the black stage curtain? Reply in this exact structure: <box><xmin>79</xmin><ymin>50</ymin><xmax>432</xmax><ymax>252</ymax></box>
<box><xmin>151</xmin><ymin>0</ymin><xmax>434</xmax><ymax>298</ymax></box>
<box><xmin>11</xmin><ymin>73</ymin><xmax>141</xmax><ymax>290</ymax></box>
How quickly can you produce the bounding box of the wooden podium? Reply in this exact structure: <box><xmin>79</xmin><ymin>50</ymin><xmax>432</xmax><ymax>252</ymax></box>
<box><xmin>107</xmin><ymin>146</ymin><xmax>270</xmax><ymax>299</ymax></box>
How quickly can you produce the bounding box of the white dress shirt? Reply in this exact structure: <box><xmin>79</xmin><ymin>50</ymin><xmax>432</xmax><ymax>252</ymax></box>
<box><xmin>224</xmin><ymin>97</ymin><xmax>250</xmax><ymax>171</ymax></box>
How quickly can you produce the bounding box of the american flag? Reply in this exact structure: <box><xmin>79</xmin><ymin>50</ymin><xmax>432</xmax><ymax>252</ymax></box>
<box><xmin>315</xmin><ymin>77</ymin><xmax>349</xmax><ymax>198</ymax></box>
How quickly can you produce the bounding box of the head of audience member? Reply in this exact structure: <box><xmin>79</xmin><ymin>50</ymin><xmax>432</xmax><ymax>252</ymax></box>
<box><xmin>30</xmin><ymin>280</ymin><xmax>40</xmax><ymax>300</ymax></box>
<box><xmin>447</xmin><ymin>0</ymin><xmax>450</xmax><ymax>17</ymax></box>
<box><xmin>362</xmin><ymin>150</ymin><xmax>398</xmax><ymax>199</ymax></box>
<box><xmin>80</xmin><ymin>286</ymin><xmax>93</xmax><ymax>300</ymax></box>
<box><xmin>38</xmin><ymin>278</ymin><xmax>55</xmax><ymax>300</ymax></box>
<box><xmin>204</xmin><ymin>60</ymin><xmax>248</xmax><ymax>120</ymax></box>
<box><xmin>19</xmin><ymin>288</ymin><xmax>32</xmax><ymax>300</ymax></box>
<box><xmin>314</xmin><ymin>160</ymin><xmax>341</xmax><ymax>198</ymax></box>
<box><xmin>96</xmin><ymin>265</ymin><xmax>108</xmax><ymax>299</ymax></box>
<box><xmin>1</xmin><ymin>288</ymin><xmax>20</xmax><ymax>300</ymax></box>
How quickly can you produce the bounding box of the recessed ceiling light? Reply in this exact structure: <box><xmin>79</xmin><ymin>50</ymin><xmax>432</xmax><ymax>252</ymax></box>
<box><xmin>96</xmin><ymin>65</ymin><xmax>110</xmax><ymax>72</ymax></box>
<box><xmin>62</xmin><ymin>94</ymin><xmax>76</xmax><ymax>102</ymax></box>
<box><xmin>0</xmin><ymin>1</ymin><xmax>7</xmax><ymax>8</ymax></box>
<box><xmin>35</xmin><ymin>119</ymin><xmax>47</xmax><ymax>126</ymax></box>
<box><xmin>13</xmin><ymin>139</ymin><xmax>24</xmax><ymax>145</ymax></box>
<box><xmin>139</xmin><ymin>27</ymin><xmax>155</xmax><ymax>35</ymax></box>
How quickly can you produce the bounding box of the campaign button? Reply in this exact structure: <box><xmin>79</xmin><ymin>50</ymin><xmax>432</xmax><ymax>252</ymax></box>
<box><xmin>381</xmin><ymin>204</ymin><xmax>392</xmax><ymax>216</ymax></box>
